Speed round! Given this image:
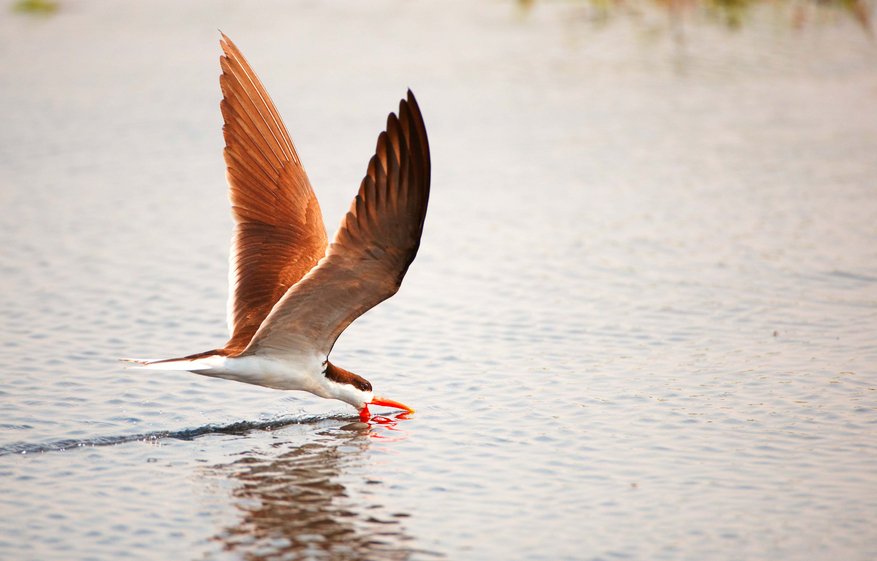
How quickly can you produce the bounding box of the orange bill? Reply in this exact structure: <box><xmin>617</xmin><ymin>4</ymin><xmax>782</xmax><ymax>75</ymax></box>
<box><xmin>370</xmin><ymin>396</ymin><xmax>415</xmax><ymax>413</ymax></box>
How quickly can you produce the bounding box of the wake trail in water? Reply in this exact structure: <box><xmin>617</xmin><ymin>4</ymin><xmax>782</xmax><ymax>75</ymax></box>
<box><xmin>0</xmin><ymin>414</ymin><xmax>355</xmax><ymax>457</ymax></box>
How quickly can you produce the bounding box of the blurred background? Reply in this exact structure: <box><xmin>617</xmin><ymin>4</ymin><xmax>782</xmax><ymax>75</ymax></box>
<box><xmin>1</xmin><ymin>1</ymin><xmax>876</xmax><ymax>560</ymax></box>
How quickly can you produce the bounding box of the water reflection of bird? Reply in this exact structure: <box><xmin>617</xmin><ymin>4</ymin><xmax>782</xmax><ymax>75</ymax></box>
<box><xmin>207</xmin><ymin>425</ymin><xmax>418</xmax><ymax>560</ymax></box>
<box><xmin>123</xmin><ymin>34</ymin><xmax>430</xmax><ymax>422</ymax></box>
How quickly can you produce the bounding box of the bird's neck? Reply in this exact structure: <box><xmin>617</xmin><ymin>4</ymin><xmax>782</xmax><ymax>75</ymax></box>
<box><xmin>321</xmin><ymin>361</ymin><xmax>373</xmax><ymax>409</ymax></box>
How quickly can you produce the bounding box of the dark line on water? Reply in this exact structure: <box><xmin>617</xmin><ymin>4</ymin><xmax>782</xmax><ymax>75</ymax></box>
<box><xmin>830</xmin><ymin>270</ymin><xmax>877</xmax><ymax>283</ymax></box>
<box><xmin>0</xmin><ymin>414</ymin><xmax>355</xmax><ymax>457</ymax></box>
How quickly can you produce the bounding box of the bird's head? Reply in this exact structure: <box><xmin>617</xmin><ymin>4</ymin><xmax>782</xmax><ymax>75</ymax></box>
<box><xmin>324</xmin><ymin>362</ymin><xmax>414</xmax><ymax>422</ymax></box>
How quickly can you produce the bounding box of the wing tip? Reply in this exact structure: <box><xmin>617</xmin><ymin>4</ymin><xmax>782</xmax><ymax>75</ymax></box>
<box><xmin>219</xmin><ymin>30</ymin><xmax>233</xmax><ymax>48</ymax></box>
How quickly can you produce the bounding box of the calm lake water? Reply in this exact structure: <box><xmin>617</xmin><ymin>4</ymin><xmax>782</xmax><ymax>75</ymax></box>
<box><xmin>1</xmin><ymin>1</ymin><xmax>876</xmax><ymax>559</ymax></box>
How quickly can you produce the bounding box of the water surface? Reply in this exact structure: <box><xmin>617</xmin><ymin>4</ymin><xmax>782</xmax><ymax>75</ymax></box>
<box><xmin>1</xmin><ymin>1</ymin><xmax>876</xmax><ymax>559</ymax></box>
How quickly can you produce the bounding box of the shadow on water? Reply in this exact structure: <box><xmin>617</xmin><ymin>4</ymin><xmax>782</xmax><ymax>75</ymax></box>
<box><xmin>0</xmin><ymin>414</ymin><xmax>354</xmax><ymax>456</ymax></box>
<box><xmin>205</xmin><ymin>423</ymin><xmax>441</xmax><ymax>560</ymax></box>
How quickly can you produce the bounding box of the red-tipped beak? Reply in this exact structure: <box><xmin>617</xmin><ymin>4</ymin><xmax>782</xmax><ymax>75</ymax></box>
<box><xmin>370</xmin><ymin>396</ymin><xmax>415</xmax><ymax>413</ymax></box>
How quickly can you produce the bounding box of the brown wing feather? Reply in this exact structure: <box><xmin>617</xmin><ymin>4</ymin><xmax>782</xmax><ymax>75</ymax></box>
<box><xmin>237</xmin><ymin>91</ymin><xmax>430</xmax><ymax>358</ymax></box>
<box><xmin>218</xmin><ymin>34</ymin><xmax>329</xmax><ymax>354</ymax></box>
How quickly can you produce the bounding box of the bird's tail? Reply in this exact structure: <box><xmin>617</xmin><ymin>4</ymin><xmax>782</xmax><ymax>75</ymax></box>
<box><xmin>119</xmin><ymin>356</ymin><xmax>213</xmax><ymax>371</ymax></box>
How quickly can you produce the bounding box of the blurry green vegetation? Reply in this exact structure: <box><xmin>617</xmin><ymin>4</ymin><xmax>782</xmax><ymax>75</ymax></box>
<box><xmin>520</xmin><ymin>0</ymin><xmax>873</xmax><ymax>32</ymax></box>
<box><xmin>703</xmin><ymin>0</ymin><xmax>759</xmax><ymax>28</ymax></box>
<box><xmin>702</xmin><ymin>0</ymin><xmax>871</xmax><ymax>30</ymax></box>
<box><xmin>11</xmin><ymin>0</ymin><xmax>59</xmax><ymax>15</ymax></box>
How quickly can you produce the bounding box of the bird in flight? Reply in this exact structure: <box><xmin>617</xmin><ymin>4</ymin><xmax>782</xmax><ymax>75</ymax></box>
<box><xmin>123</xmin><ymin>34</ymin><xmax>430</xmax><ymax>422</ymax></box>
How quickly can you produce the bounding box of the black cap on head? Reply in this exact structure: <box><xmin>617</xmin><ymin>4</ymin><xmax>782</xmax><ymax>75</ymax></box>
<box><xmin>325</xmin><ymin>362</ymin><xmax>372</xmax><ymax>392</ymax></box>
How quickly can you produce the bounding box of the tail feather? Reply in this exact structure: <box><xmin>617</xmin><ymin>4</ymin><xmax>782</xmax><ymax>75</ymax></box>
<box><xmin>119</xmin><ymin>358</ymin><xmax>150</xmax><ymax>365</ymax></box>
<box><xmin>118</xmin><ymin>357</ymin><xmax>213</xmax><ymax>371</ymax></box>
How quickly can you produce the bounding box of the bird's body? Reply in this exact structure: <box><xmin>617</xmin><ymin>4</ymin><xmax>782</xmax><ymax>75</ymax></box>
<box><xmin>137</xmin><ymin>352</ymin><xmax>325</xmax><ymax>392</ymax></box>
<box><xmin>124</xmin><ymin>35</ymin><xmax>429</xmax><ymax>422</ymax></box>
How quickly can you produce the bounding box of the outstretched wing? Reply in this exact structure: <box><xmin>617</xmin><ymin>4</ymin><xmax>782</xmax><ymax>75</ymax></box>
<box><xmin>237</xmin><ymin>90</ymin><xmax>430</xmax><ymax>358</ymax></box>
<box><xmin>219</xmin><ymin>34</ymin><xmax>329</xmax><ymax>354</ymax></box>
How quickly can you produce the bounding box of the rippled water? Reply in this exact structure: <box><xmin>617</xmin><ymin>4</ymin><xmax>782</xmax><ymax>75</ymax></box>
<box><xmin>1</xmin><ymin>1</ymin><xmax>876</xmax><ymax>559</ymax></box>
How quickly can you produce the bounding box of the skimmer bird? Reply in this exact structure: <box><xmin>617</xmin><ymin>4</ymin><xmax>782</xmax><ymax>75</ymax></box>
<box><xmin>123</xmin><ymin>35</ymin><xmax>429</xmax><ymax>422</ymax></box>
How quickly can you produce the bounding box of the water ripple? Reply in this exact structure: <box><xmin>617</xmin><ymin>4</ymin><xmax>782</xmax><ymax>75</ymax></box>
<box><xmin>0</xmin><ymin>414</ymin><xmax>352</xmax><ymax>457</ymax></box>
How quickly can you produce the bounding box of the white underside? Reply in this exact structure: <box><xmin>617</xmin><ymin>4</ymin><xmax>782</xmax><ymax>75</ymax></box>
<box><xmin>138</xmin><ymin>354</ymin><xmax>325</xmax><ymax>392</ymax></box>
<box><xmin>130</xmin><ymin>353</ymin><xmax>373</xmax><ymax>409</ymax></box>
